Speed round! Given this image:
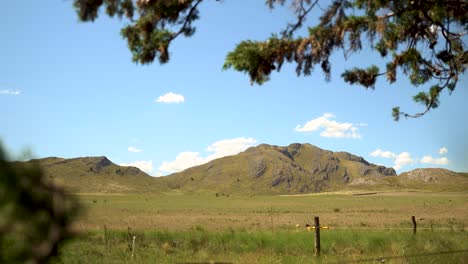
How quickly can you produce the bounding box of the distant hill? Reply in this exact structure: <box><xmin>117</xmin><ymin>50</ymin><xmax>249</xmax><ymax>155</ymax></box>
<box><xmin>16</xmin><ymin>144</ymin><xmax>468</xmax><ymax>194</ymax></box>
<box><xmin>159</xmin><ymin>143</ymin><xmax>399</xmax><ymax>195</ymax></box>
<box><xmin>396</xmin><ymin>168</ymin><xmax>468</xmax><ymax>191</ymax></box>
<box><xmin>16</xmin><ymin>156</ymin><xmax>164</xmax><ymax>194</ymax></box>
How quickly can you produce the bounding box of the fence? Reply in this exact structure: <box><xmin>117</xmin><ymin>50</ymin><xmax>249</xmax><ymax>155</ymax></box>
<box><xmin>309</xmin><ymin>215</ymin><xmax>467</xmax><ymax>261</ymax></box>
<box><xmin>101</xmin><ymin>216</ymin><xmax>467</xmax><ymax>263</ymax></box>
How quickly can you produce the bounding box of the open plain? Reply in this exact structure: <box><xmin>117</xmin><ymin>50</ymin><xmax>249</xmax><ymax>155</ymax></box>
<box><xmin>51</xmin><ymin>191</ymin><xmax>468</xmax><ymax>263</ymax></box>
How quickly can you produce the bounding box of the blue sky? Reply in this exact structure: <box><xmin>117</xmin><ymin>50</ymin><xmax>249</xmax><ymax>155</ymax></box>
<box><xmin>1</xmin><ymin>1</ymin><xmax>467</xmax><ymax>175</ymax></box>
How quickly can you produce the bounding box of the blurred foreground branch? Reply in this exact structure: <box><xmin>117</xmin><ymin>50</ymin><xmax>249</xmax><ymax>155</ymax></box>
<box><xmin>0</xmin><ymin>145</ymin><xmax>79</xmax><ymax>264</ymax></box>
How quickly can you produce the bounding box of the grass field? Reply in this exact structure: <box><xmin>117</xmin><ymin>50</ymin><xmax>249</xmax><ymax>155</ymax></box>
<box><xmin>54</xmin><ymin>229</ymin><xmax>467</xmax><ymax>263</ymax></box>
<box><xmin>73</xmin><ymin>191</ymin><xmax>468</xmax><ymax>231</ymax></box>
<box><xmin>55</xmin><ymin>192</ymin><xmax>468</xmax><ymax>263</ymax></box>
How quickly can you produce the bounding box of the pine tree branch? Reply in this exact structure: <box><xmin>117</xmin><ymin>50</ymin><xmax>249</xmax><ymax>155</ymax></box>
<box><xmin>169</xmin><ymin>0</ymin><xmax>203</xmax><ymax>42</ymax></box>
<box><xmin>398</xmin><ymin>77</ymin><xmax>452</xmax><ymax>120</ymax></box>
<box><xmin>281</xmin><ymin>0</ymin><xmax>319</xmax><ymax>38</ymax></box>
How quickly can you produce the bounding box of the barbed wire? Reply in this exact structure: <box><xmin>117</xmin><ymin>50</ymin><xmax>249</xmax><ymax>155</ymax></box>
<box><xmin>345</xmin><ymin>249</ymin><xmax>468</xmax><ymax>263</ymax></box>
<box><xmin>317</xmin><ymin>227</ymin><xmax>466</xmax><ymax>230</ymax></box>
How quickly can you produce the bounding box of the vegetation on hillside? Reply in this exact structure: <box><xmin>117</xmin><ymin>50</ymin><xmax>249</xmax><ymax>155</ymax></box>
<box><xmin>21</xmin><ymin>156</ymin><xmax>166</xmax><ymax>194</ymax></box>
<box><xmin>161</xmin><ymin>143</ymin><xmax>467</xmax><ymax>194</ymax></box>
<box><xmin>22</xmin><ymin>143</ymin><xmax>468</xmax><ymax>195</ymax></box>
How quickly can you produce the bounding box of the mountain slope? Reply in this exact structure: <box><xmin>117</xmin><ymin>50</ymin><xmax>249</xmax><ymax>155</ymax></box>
<box><xmin>160</xmin><ymin>143</ymin><xmax>398</xmax><ymax>194</ymax></box>
<box><xmin>396</xmin><ymin>168</ymin><xmax>468</xmax><ymax>191</ymax></box>
<box><xmin>16</xmin><ymin>145</ymin><xmax>467</xmax><ymax>194</ymax></box>
<box><xmin>18</xmin><ymin>156</ymin><xmax>164</xmax><ymax>193</ymax></box>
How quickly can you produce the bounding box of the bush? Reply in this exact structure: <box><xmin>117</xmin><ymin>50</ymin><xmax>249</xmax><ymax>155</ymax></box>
<box><xmin>0</xmin><ymin>145</ymin><xmax>79</xmax><ymax>263</ymax></box>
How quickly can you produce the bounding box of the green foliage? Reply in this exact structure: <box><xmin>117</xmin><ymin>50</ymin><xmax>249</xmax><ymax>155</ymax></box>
<box><xmin>72</xmin><ymin>0</ymin><xmax>467</xmax><ymax>120</ymax></box>
<box><xmin>223</xmin><ymin>37</ymin><xmax>298</xmax><ymax>85</ymax></box>
<box><xmin>74</xmin><ymin>0</ymin><xmax>203</xmax><ymax>64</ymax></box>
<box><xmin>413</xmin><ymin>85</ymin><xmax>441</xmax><ymax>111</ymax></box>
<box><xmin>341</xmin><ymin>65</ymin><xmax>380</xmax><ymax>89</ymax></box>
<box><xmin>392</xmin><ymin>107</ymin><xmax>400</xmax><ymax>121</ymax></box>
<box><xmin>0</xmin><ymin>145</ymin><xmax>79</xmax><ymax>263</ymax></box>
<box><xmin>241</xmin><ymin>0</ymin><xmax>467</xmax><ymax>121</ymax></box>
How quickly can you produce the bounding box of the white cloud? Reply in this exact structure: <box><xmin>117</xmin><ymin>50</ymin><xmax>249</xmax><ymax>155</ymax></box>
<box><xmin>369</xmin><ymin>149</ymin><xmax>414</xmax><ymax>170</ymax></box>
<box><xmin>120</xmin><ymin>160</ymin><xmax>153</xmax><ymax>174</ymax></box>
<box><xmin>205</xmin><ymin>137</ymin><xmax>257</xmax><ymax>161</ymax></box>
<box><xmin>155</xmin><ymin>92</ymin><xmax>185</xmax><ymax>103</ymax></box>
<box><xmin>370</xmin><ymin>147</ymin><xmax>451</xmax><ymax>170</ymax></box>
<box><xmin>128</xmin><ymin>146</ymin><xmax>143</xmax><ymax>153</ymax></box>
<box><xmin>438</xmin><ymin>147</ymin><xmax>448</xmax><ymax>155</ymax></box>
<box><xmin>158</xmin><ymin>137</ymin><xmax>257</xmax><ymax>175</ymax></box>
<box><xmin>158</xmin><ymin>151</ymin><xmax>205</xmax><ymax>174</ymax></box>
<box><xmin>0</xmin><ymin>89</ymin><xmax>21</xmax><ymax>95</ymax></box>
<box><xmin>295</xmin><ymin>113</ymin><xmax>362</xmax><ymax>139</ymax></box>
<box><xmin>420</xmin><ymin>156</ymin><xmax>450</xmax><ymax>165</ymax></box>
<box><xmin>370</xmin><ymin>149</ymin><xmax>396</xmax><ymax>159</ymax></box>
<box><xmin>394</xmin><ymin>152</ymin><xmax>414</xmax><ymax>170</ymax></box>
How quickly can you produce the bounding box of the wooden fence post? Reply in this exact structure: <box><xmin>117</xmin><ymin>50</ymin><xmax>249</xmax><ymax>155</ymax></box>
<box><xmin>314</xmin><ymin>216</ymin><xmax>320</xmax><ymax>257</ymax></box>
<box><xmin>411</xmin><ymin>216</ymin><xmax>417</xmax><ymax>235</ymax></box>
<box><xmin>131</xmin><ymin>235</ymin><xmax>136</xmax><ymax>261</ymax></box>
<box><xmin>104</xmin><ymin>225</ymin><xmax>108</xmax><ymax>247</ymax></box>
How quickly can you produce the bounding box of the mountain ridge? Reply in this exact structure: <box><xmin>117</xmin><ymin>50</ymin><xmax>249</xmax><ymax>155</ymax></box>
<box><xmin>159</xmin><ymin>143</ymin><xmax>399</xmax><ymax>194</ymax></box>
<box><xmin>15</xmin><ymin>143</ymin><xmax>468</xmax><ymax>194</ymax></box>
<box><xmin>17</xmin><ymin>155</ymin><xmax>164</xmax><ymax>194</ymax></box>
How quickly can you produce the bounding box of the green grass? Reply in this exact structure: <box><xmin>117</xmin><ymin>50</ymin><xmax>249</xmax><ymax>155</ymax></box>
<box><xmin>52</xmin><ymin>192</ymin><xmax>468</xmax><ymax>263</ymax></box>
<box><xmin>74</xmin><ymin>192</ymin><xmax>468</xmax><ymax>231</ymax></box>
<box><xmin>53</xmin><ymin>229</ymin><xmax>468</xmax><ymax>263</ymax></box>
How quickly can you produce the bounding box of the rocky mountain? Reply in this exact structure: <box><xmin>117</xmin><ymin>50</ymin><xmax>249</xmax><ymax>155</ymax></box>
<box><xmin>17</xmin><ymin>144</ymin><xmax>467</xmax><ymax>194</ymax></box>
<box><xmin>396</xmin><ymin>168</ymin><xmax>468</xmax><ymax>191</ymax></box>
<box><xmin>159</xmin><ymin>143</ymin><xmax>398</xmax><ymax>194</ymax></box>
<box><xmin>18</xmin><ymin>156</ymin><xmax>163</xmax><ymax>194</ymax></box>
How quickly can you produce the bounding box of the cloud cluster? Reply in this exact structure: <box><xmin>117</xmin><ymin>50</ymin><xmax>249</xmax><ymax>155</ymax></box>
<box><xmin>0</xmin><ymin>89</ymin><xmax>21</xmax><ymax>95</ymax></box>
<box><xmin>421</xmin><ymin>147</ymin><xmax>449</xmax><ymax>165</ymax></box>
<box><xmin>420</xmin><ymin>156</ymin><xmax>450</xmax><ymax>165</ymax></box>
<box><xmin>157</xmin><ymin>152</ymin><xmax>204</xmax><ymax>174</ymax></box>
<box><xmin>128</xmin><ymin>146</ymin><xmax>143</xmax><ymax>153</ymax></box>
<box><xmin>155</xmin><ymin>92</ymin><xmax>185</xmax><ymax>103</ymax></box>
<box><xmin>370</xmin><ymin>146</ymin><xmax>450</xmax><ymax>170</ymax></box>
<box><xmin>158</xmin><ymin>137</ymin><xmax>257</xmax><ymax>175</ymax></box>
<box><xmin>370</xmin><ymin>149</ymin><xmax>414</xmax><ymax>170</ymax></box>
<box><xmin>120</xmin><ymin>160</ymin><xmax>154</xmax><ymax>174</ymax></box>
<box><xmin>295</xmin><ymin>113</ymin><xmax>362</xmax><ymax>139</ymax></box>
<box><xmin>369</xmin><ymin>149</ymin><xmax>395</xmax><ymax>159</ymax></box>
